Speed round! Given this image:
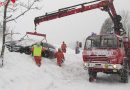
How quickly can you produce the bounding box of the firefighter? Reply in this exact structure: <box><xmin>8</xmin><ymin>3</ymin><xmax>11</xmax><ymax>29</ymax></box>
<box><xmin>55</xmin><ymin>48</ymin><xmax>65</xmax><ymax>67</ymax></box>
<box><xmin>75</xmin><ymin>41</ymin><xmax>80</xmax><ymax>54</ymax></box>
<box><xmin>79</xmin><ymin>42</ymin><xmax>82</xmax><ymax>48</ymax></box>
<box><xmin>31</xmin><ymin>42</ymin><xmax>45</xmax><ymax>67</ymax></box>
<box><xmin>61</xmin><ymin>41</ymin><xmax>67</xmax><ymax>53</ymax></box>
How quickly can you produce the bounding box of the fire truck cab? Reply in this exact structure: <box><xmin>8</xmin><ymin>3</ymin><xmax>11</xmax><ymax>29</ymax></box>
<box><xmin>82</xmin><ymin>33</ymin><xmax>129</xmax><ymax>83</ymax></box>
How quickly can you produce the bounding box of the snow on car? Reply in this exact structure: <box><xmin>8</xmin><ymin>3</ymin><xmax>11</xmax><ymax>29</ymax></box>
<box><xmin>5</xmin><ymin>38</ymin><xmax>57</xmax><ymax>59</ymax></box>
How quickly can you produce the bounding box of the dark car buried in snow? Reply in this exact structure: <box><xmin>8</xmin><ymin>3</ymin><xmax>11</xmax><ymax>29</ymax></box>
<box><xmin>5</xmin><ymin>39</ymin><xmax>57</xmax><ymax>59</ymax></box>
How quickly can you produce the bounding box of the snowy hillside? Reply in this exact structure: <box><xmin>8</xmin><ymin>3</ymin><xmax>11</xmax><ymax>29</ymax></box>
<box><xmin>0</xmin><ymin>48</ymin><xmax>130</xmax><ymax>90</ymax></box>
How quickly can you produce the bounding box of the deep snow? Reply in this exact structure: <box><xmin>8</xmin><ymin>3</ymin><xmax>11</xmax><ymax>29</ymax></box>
<box><xmin>0</xmin><ymin>0</ymin><xmax>130</xmax><ymax>90</ymax></box>
<box><xmin>0</xmin><ymin>47</ymin><xmax>130</xmax><ymax>90</ymax></box>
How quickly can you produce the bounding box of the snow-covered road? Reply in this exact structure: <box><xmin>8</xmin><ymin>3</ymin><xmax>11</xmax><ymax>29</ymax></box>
<box><xmin>0</xmin><ymin>48</ymin><xmax>130</xmax><ymax>90</ymax></box>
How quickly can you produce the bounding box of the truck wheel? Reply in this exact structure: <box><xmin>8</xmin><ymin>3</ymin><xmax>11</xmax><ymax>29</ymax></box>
<box><xmin>88</xmin><ymin>70</ymin><xmax>97</xmax><ymax>82</ymax></box>
<box><xmin>121</xmin><ymin>69</ymin><xmax>128</xmax><ymax>83</ymax></box>
<box><xmin>120</xmin><ymin>58</ymin><xmax>128</xmax><ymax>83</ymax></box>
<box><xmin>89</xmin><ymin>77</ymin><xmax>94</xmax><ymax>82</ymax></box>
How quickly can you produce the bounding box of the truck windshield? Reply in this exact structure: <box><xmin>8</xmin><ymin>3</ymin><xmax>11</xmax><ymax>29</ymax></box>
<box><xmin>85</xmin><ymin>35</ymin><xmax>117</xmax><ymax>49</ymax></box>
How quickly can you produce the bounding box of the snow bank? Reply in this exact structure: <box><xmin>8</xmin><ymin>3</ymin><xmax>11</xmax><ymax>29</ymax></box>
<box><xmin>0</xmin><ymin>48</ymin><xmax>130</xmax><ymax>90</ymax></box>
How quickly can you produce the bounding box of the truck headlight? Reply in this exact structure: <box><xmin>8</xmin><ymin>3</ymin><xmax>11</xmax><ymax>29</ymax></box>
<box><xmin>113</xmin><ymin>64</ymin><xmax>117</xmax><ymax>69</ymax></box>
<box><xmin>83</xmin><ymin>62</ymin><xmax>88</xmax><ymax>70</ymax></box>
<box><xmin>84</xmin><ymin>62</ymin><xmax>87</xmax><ymax>67</ymax></box>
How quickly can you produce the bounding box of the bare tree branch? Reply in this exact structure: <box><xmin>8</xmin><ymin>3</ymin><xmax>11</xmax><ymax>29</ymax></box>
<box><xmin>6</xmin><ymin>0</ymin><xmax>40</xmax><ymax>22</ymax></box>
<box><xmin>6</xmin><ymin>15</ymin><xmax>12</xmax><ymax>19</ymax></box>
<box><xmin>8</xmin><ymin>7</ymin><xmax>17</xmax><ymax>12</ymax></box>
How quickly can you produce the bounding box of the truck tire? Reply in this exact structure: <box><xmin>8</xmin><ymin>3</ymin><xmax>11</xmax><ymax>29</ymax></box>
<box><xmin>88</xmin><ymin>69</ymin><xmax>97</xmax><ymax>82</ymax></box>
<box><xmin>120</xmin><ymin>58</ymin><xmax>128</xmax><ymax>83</ymax></box>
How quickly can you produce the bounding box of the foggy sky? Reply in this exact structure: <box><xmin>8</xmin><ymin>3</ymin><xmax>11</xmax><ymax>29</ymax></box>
<box><xmin>7</xmin><ymin>0</ymin><xmax>130</xmax><ymax>44</ymax></box>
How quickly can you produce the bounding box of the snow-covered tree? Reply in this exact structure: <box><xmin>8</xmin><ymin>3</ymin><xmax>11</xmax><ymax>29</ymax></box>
<box><xmin>0</xmin><ymin>0</ymin><xmax>43</xmax><ymax>66</ymax></box>
<box><xmin>121</xmin><ymin>11</ymin><xmax>130</xmax><ymax>36</ymax></box>
<box><xmin>100</xmin><ymin>18</ymin><xmax>113</xmax><ymax>34</ymax></box>
<box><xmin>100</xmin><ymin>11</ymin><xmax>130</xmax><ymax>36</ymax></box>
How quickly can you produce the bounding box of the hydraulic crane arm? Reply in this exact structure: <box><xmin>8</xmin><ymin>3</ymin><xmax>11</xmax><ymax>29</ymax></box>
<box><xmin>34</xmin><ymin>0</ymin><xmax>125</xmax><ymax>35</ymax></box>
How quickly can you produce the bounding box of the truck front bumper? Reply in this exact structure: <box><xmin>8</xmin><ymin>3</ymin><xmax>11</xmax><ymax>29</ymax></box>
<box><xmin>84</xmin><ymin>62</ymin><xmax>123</xmax><ymax>73</ymax></box>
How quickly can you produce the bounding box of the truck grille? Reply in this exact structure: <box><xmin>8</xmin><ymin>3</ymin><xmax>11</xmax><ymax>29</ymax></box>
<box><xmin>87</xmin><ymin>56</ymin><xmax>109</xmax><ymax>63</ymax></box>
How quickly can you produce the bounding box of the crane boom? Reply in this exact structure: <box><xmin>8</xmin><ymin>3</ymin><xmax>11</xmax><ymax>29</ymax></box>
<box><xmin>34</xmin><ymin>0</ymin><xmax>125</xmax><ymax>35</ymax></box>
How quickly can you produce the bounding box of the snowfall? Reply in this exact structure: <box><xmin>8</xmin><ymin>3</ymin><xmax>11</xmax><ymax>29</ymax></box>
<box><xmin>0</xmin><ymin>0</ymin><xmax>130</xmax><ymax>90</ymax></box>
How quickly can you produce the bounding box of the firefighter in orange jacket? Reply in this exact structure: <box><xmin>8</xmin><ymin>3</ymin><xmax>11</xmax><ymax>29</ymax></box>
<box><xmin>31</xmin><ymin>42</ymin><xmax>45</xmax><ymax>67</ymax></box>
<box><xmin>61</xmin><ymin>41</ymin><xmax>67</xmax><ymax>53</ymax></box>
<box><xmin>55</xmin><ymin>48</ymin><xmax>65</xmax><ymax>67</ymax></box>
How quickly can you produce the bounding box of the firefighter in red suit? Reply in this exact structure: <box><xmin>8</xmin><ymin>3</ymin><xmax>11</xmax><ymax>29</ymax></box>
<box><xmin>61</xmin><ymin>41</ymin><xmax>67</xmax><ymax>53</ymax></box>
<box><xmin>55</xmin><ymin>48</ymin><xmax>65</xmax><ymax>67</ymax></box>
<box><xmin>31</xmin><ymin>42</ymin><xmax>45</xmax><ymax>67</ymax></box>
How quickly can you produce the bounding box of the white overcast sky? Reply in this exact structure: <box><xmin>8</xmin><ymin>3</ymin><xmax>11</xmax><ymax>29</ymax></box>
<box><xmin>6</xmin><ymin>0</ymin><xmax>130</xmax><ymax>44</ymax></box>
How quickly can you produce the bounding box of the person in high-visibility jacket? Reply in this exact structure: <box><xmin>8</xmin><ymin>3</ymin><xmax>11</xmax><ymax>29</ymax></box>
<box><xmin>31</xmin><ymin>43</ymin><xmax>45</xmax><ymax>67</ymax></box>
